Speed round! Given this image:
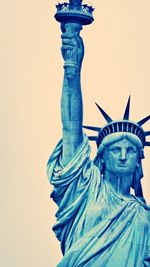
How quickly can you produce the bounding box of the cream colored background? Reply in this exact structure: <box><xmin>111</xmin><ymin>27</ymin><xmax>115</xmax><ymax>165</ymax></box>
<box><xmin>0</xmin><ymin>0</ymin><xmax>150</xmax><ymax>266</ymax></box>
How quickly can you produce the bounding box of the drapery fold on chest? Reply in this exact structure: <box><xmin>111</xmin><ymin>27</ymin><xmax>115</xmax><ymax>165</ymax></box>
<box><xmin>47</xmin><ymin>135</ymin><xmax>100</xmax><ymax>250</ymax></box>
<box><xmin>57</xmin><ymin>200</ymin><xmax>149</xmax><ymax>267</ymax></box>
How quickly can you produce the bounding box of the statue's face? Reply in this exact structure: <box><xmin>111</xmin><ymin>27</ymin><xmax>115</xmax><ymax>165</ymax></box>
<box><xmin>103</xmin><ymin>138</ymin><xmax>139</xmax><ymax>176</ymax></box>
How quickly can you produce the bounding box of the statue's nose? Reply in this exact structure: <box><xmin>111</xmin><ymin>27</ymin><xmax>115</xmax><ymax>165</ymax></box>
<box><xmin>120</xmin><ymin>149</ymin><xmax>127</xmax><ymax>161</ymax></box>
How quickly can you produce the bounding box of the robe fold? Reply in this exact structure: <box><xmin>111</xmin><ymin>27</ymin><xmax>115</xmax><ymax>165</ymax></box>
<box><xmin>47</xmin><ymin>135</ymin><xmax>150</xmax><ymax>267</ymax></box>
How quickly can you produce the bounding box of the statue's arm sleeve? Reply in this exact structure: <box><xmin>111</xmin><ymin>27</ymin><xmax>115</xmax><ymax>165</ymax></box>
<box><xmin>47</xmin><ymin>134</ymin><xmax>101</xmax><ymax>247</ymax></box>
<box><xmin>61</xmin><ymin>70</ymin><xmax>83</xmax><ymax>166</ymax></box>
<box><xmin>47</xmin><ymin>134</ymin><xmax>92</xmax><ymax>206</ymax></box>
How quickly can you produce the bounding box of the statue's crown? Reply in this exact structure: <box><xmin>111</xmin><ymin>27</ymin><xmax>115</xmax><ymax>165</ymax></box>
<box><xmin>83</xmin><ymin>97</ymin><xmax>150</xmax><ymax>148</ymax></box>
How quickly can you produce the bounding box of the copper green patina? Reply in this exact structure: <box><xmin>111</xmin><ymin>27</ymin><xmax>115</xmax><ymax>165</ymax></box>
<box><xmin>47</xmin><ymin>1</ymin><xmax>150</xmax><ymax>266</ymax></box>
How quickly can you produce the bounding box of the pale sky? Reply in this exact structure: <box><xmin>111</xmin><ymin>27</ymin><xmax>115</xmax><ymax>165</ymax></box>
<box><xmin>0</xmin><ymin>1</ymin><xmax>150</xmax><ymax>266</ymax></box>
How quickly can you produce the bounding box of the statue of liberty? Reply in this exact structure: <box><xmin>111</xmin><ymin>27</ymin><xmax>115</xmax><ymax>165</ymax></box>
<box><xmin>47</xmin><ymin>1</ymin><xmax>150</xmax><ymax>266</ymax></box>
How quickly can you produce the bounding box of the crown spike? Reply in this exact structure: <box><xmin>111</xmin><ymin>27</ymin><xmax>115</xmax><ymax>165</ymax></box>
<box><xmin>95</xmin><ymin>102</ymin><xmax>112</xmax><ymax>123</ymax></box>
<box><xmin>144</xmin><ymin>131</ymin><xmax>150</xmax><ymax>136</ymax></box>
<box><xmin>123</xmin><ymin>96</ymin><xmax>130</xmax><ymax>120</ymax></box>
<box><xmin>88</xmin><ymin>136</ymin><xmax>98</xmax><ymax>141</ymax></box>
<box><xmin>144</xmin><ymin>141</ymin><xmax>150</xmax><ymax>146</ymax></box>
<box><xmin>83</xmin><ymin>125</ymin><xmax>101</xmax><ymax>132</ymax></box>
<box><xmin>137</xmin><ymin>115</ymin><xmax>150</xmax><ymax>126</ymax></box>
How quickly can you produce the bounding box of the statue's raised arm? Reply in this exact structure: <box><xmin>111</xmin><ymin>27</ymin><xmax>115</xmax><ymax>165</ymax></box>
<box><xmin>61</xmin><ymin>24</ymin><xmax>84</xmax><ymax>166</ymax></box>
<box><xmin>54</xmin><ymin>0</ymin><xmax>94</xmax><ymax>166</ymax></box>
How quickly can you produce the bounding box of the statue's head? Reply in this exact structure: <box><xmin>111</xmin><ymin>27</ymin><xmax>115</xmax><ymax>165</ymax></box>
<box><xmin>94</xmin><ymin>132</ymin><xmax>144</xmax><ymax>178</ymax></box>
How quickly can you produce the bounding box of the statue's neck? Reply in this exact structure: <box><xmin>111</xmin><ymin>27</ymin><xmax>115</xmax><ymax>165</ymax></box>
<box><xmin>103</xmin><ymin>170</ymin><xmax>133</xmax><ymax>198</ymax></box>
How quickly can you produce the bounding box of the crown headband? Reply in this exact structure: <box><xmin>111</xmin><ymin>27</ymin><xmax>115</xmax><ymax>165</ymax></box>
<box><xmin>83</xmin><ymin>97</ymin><xmax>150</xmax><ymax>148</ymax></box>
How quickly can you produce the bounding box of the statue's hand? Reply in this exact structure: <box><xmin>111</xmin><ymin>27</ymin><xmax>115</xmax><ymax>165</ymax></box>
<box><xmin>61</xmin><ymin>31</ymin><xmax>84</xmax><ymax>71</ymax></box>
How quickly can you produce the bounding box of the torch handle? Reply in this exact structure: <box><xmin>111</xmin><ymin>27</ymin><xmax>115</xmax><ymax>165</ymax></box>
<box><xmin>61</xmin><ymin>22</ymin><xmax>83</xmax><ymax>80</ymax></box>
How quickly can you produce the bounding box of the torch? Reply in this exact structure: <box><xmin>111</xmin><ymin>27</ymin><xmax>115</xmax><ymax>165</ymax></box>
<box><xmin>54</xmin><ymin>0</ymin><xmax>94</xmax><ymax>78</ymax></box>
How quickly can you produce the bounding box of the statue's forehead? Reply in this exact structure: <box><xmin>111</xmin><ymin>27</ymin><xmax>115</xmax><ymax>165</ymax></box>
<box><xmin>100</xmin><ymin>132</ymin><xmax>143</xmax><ymax>149</ymax></box>
<box><xmin>108</xmin><ymin>137</ymin><xmax>137</xmax><ymax>148</ymax></box>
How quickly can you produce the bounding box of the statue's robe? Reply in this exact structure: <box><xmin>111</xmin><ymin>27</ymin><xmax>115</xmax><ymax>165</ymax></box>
<box><xmin>47</xmin><ymin>135</ymin><xmax>150</xmax><ymax>267</ymax></box>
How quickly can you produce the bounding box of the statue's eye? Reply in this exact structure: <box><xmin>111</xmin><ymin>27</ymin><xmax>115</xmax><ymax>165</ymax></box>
<box><xmin>110</xmin><ymin>147</ymin><xmax>120</xmax><ymax>154</ymax></box>
<box><xmin>127</xmin><ymin>147</ymin><xmax>137</xmax><ymax>154</ymax></box>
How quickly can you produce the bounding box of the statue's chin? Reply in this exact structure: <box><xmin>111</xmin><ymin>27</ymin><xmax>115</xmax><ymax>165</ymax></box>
<box><xmin>105</xmin><ymin>167</ymin><xmax>134</xmax><ymax>178</ymax></box>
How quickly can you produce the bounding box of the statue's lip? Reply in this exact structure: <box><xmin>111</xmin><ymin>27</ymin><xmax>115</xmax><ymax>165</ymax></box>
<box><xmin>118</xmin><ymin>163</ymin><xmax>127</xmax><ymax>167</ymax></box>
